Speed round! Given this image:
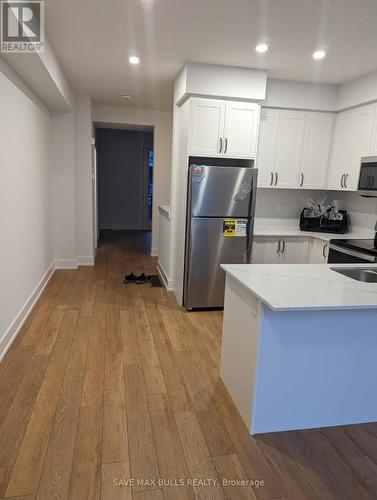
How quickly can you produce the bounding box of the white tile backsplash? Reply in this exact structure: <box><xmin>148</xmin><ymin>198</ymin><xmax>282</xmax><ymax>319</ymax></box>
<box><xmin>255</xmin><ymin>188</ymin><xmax>377</xmax><ymax>232</ymax></box>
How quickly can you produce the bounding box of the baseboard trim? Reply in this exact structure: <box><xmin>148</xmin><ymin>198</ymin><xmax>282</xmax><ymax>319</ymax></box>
<box><xmin>0</xmin><ymin>264</ymin><xmax>55</xmax><ymax>362</ymax></box>
<box><xmin>151</xmin><ymin>247</ymin><xmax>159</xmax><ymax>257</ymax></box>
<box><xmin>77</xmin><ymin>255</ymin><xmax>95</xmax><ymax>266</ymax></box>
<box><xmin>54</xmin><ymin>259</ymin><xmax>78</xmax><ymax>270</ymax></box>
<box><xmin>157</xmin><ymin>262</ymin><xmax>173</xmax><ymax>291</ymax></box>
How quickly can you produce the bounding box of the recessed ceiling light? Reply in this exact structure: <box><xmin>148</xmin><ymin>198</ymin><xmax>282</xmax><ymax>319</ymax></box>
<box><xmin>312</xmin><ymin>50</ymin><xmax>326</xmax><ymax>60</ymax></box>
<box><xmin>129</xmin><ymin>56</ymin><xmax>140</xmax><ymax>65</ymax></box>
<box><xmin>122</xmin><ymin>94</ymin><xmax>133</xmax><ymax>100</ymax></box>
<box><xmin>255</xmin><ymin>43</ymin><xmax>269</xmax><ymax>53</ymax></box>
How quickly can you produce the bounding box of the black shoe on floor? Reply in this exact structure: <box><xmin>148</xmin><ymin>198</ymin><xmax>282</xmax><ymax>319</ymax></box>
<box><xmin>136</xmin><ymin>274</ymin><xmax>151</xmax><ymax>285</ymax></box>
<box><xmin>124</xmin><ymin>272</ymin><xmax>137</xmax><ymax>284</ymax></box>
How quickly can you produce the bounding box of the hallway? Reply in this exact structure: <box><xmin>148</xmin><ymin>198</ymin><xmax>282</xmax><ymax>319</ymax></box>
<box><xmin>0</xmin><ymin>231</ymin><xmax>376</xmax><ymax>499</ymax></box>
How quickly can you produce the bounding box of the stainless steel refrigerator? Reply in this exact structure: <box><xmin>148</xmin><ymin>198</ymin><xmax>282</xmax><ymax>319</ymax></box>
<box><xmin>183</xmin><ymin>158</ymin><xmax>258</xmax><ymax>309</ymax></box>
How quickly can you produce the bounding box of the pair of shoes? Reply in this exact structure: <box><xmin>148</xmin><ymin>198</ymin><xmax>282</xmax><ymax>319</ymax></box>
<box><xmin>123</xmin><ymin>272</ymin><xmax>151</xmax><ymax>285</ymax></box>
<box><xmin>124</xmin><ymin>272</ymin><xmax>137</xmax><ymax>283</ymax></box>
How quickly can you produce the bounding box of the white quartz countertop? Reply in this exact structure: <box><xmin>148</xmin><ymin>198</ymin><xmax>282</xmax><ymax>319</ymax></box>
<box><xmin>221</xmin><ymin>263</ymin><xmax>377</xmax><ymax>311</ymax></box>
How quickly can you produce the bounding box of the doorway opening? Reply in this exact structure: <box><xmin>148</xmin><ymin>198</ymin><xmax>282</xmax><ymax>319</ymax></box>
<box><xmin>95</xmin><ymin>125</ymin><xmax>154</xmax><ymax>254</ymax></box>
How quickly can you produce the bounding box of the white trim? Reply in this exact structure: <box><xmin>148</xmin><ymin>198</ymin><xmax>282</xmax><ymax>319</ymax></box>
<box><xmin>54</xmin><ymin>259</ymin><xmax>78</xmax><ymax>270</ymax></box>
<box><xmin>0</xmin><ymin>264</ymin><xmax>55</xmax><ymax>362</ymax></box>
<box><xmin>151</xmin><ymin>247</ymin><xmax>159</xmax><ymax>257</ymax></box>
<box><xmin>77</xmin><ymin>255</ymin><xmax>95</xmax><ymax>266</ymax></box>
<box><xmin>157</xmin><ymin>262</ymin><xmax>174</xmax><ymax>291</ymax></box>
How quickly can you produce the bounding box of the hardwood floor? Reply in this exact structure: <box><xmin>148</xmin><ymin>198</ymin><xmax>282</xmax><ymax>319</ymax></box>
<box><xmin>1</xmin><ymin>229</ymin><xmax>377</xmax><ymax>499</ymax></box>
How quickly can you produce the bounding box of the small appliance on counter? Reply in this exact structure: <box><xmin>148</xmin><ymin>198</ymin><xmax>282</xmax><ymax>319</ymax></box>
<box><xmin>300</xmin><ymin>198</ymin><xmax>348</xmax><ymax>234</ymax></box>
<box><xmin>183</xmin><ymin>156</ymin><xmax>258</xmax><ymax>309</ymax></box>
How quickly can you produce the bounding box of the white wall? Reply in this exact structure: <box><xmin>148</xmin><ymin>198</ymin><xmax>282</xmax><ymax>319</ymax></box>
<box><xmin>157</xmin><ymin>207</ymin><xmax>172</xmax><ymax>289</ymax></box>
<box><xmin>255</xmin><ymin>188</ymin><xmax>377</xmax><ymax>232</ymax></box>
<box><xmin>0</xmin><ymin>70</ymin><xmax>53</xmax><ymax>357</ymax></box>
<box><xmin>51</xmin><ymin>112</ymin><xmax>77</xmax><ymax>267</ymax></box>
<box><xmin>176</xmin><ymin>63</ymin><xmax>267</xmax><ymax>105</ymax></box>
<box><xmin>265</xmin><ymin>79</ymin><xmax>338</xmax><ymax>111</ymax></box>
<box><xmin>266</xmin><ymin>71</ymin><xmax>377</xmax><ymax>113</ymax></box>
<box><xmin>337</xmin><ymin>69</ymin><xmax>377</xmax><ymax>111</ymax></box>
<box><xmin>75</xmin><ymin>95</ymin><xmax>94</xmax><ymax>265</ymax></box>
<box><xmin>92</xmin><ymin>105</ymin><xmax>173</xmax><ymax>256</ymax></box>
<box><xmin>169</xmin><ymin>99</ymin><xmax>190</xmax><ymax>304</ymax></box>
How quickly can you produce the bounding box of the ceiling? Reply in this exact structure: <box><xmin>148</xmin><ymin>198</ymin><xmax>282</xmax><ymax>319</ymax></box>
<box><xmin>45</xmin><ymin>0</ymin><xmax>377</xmax><ymax>111</ymax></box>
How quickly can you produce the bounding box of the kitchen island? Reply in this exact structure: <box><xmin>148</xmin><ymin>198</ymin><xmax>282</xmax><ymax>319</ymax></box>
<box><xmin>220</xmin><ymin>263</ymin><xmax>377</xmax><ymax>435</ymax></box>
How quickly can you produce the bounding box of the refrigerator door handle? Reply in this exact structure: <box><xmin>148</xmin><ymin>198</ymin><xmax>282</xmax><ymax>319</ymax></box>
<box><xmin>219</xmin><ymin>137</ymin><xmax>223</xmax><ymax>154</ymax></box>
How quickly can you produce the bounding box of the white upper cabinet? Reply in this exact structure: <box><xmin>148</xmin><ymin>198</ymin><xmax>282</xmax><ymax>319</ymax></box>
<box><xmin>299</xmin><ymin>112</ymin><xmax>334</xmax><ymax>189</ymax></box>
<box><xmin>256</xmin><ymin>109</ymin><xmax>279</xmax><ymax>187</ymax></box>
<box><xmin>188</xmin><ymin>98</ymin><xmax>259</xmax><ymax>159</ymax></box>
<box><xmin>327</xmin><ymin>104</ymin><xmax>376</xmax><ymax>191</ymax></box>
<box><xmin>274</xmin><ymin>111</ymin><xmax>306</xmax><ymax>189</ymax></box>
<box><xmin>189</xmin><ymin>99</ymin><xmax>226</xmax><ymax>157</ymax></box>
<box><xmin>223</xmin><ymin>102</ymin><xmax>259</xmax><ymax>158</ymax></box>
<box><xmin>256</xmin><ymin>109</ymin><xmax>333</xmax><ymax>189</ymax></box>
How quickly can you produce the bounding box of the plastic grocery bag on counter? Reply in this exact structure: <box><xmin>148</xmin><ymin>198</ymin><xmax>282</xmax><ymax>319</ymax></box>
<box><xmin>300</xmin><ymin>198</ymin><xmax>349</xmax><ymax>234</ymax></box>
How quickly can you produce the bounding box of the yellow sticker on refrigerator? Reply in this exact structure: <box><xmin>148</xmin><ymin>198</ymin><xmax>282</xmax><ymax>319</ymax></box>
<box><xmin>223</xmin><ymin>219</ymin><xmax>247</xmax><ymax>237</ymax></box>
<box><xmin>223</xmin><ymin>220</ymin><xmax>236</xmax><ymax>237</ymax></box>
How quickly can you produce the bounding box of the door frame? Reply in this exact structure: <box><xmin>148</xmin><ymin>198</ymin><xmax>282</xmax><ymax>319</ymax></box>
<box><xmin>142</xmin><ymin>142</ymin><xmax>153</xmax><ymax>231</ymax></box>
<box><xmin>91</xmin><ymin>139</ymin><xmax>98</xmax><ymax>251</ymax></box>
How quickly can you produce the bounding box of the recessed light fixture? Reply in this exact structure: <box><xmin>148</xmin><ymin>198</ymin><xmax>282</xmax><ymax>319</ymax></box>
<box><xmin>312</xmin><ymin>50</ymin><xmax>326</xmax><ymax>60</ymax></box>
<box><xmin>129</xmin><ymin>55</ymin><xmax>140</xmax><ymax>65</ymax></box>
<box><xmin>122</xmin><ymin>94</ymin><xmax>133</xmax><ymax>100</ymax></box>
<box><xmin>255</xmin><ymin>43</ymin><xmax>269</xmax><ymax>53</ymax></box>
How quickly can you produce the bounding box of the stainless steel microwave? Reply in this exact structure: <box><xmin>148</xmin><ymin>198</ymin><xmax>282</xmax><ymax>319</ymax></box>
<box><xmin>358</xmin><ymin>156</ymin><xmax>377</xmax><ymax>197</ymax></box>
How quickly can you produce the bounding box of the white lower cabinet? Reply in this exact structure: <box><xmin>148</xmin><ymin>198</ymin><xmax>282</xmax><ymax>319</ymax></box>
<box><xmin>280</xmin><ymin>237</ymin><xmax>309</xmax><ymax>264</ymax></box>
<box><xmin>252</xmin><ymin>237</ymin><xmax>281</xmax><ymax>264</ymax></box>
<box><xmin>252</xmin><ymin>236</ymin><xmax>308</xmax><ymax>264</ymax></box>
<box><xmin>252</xmin><ymin>236</ymin><xmax>331</xmax><ymax>264</ymax></box>
<box><xmin>307</xmin><ymin>238</ymin><xmax>329</xmax><ymax>263</ymax></box>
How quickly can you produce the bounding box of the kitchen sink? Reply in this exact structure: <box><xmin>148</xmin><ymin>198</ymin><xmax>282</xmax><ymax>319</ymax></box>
<box><xmin>331</xmin><ymin>267</ymin><xmax>377</xmax><ymax>283</ymax></box>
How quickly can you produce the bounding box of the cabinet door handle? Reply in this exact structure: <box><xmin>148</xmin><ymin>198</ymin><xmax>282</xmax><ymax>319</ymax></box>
<box><xmin>323</xmin><ymin>244</ymin><xmax>328</xmax><ymax>259</ymax></box>
<box><xmin>340</xmin><ymin>174</ymin><xmax>345</xmax><ymax>188</ymax></box>
<box><xmin>219</xmin><ymin>137</ymin><xmax>223</xmax><ymax>153</ymax></box>
<box><xmin>224</xmin><ymin>137</ymin><xmax>228</xmax><ymax>154</ymax></box>
<box><xmin>300</xmin><ymin>173</ymin><xmax>304</xmax><ymax>187</ymax></box>
<box><xmin>274</xmin><ymin>172</ymin><xmax>278</xmax><ymax>186</ymax></box>
<box><xmin>270</xmin><ymin>172</ymin><xmax>274</xmax><ymax>186</ymax></box>
<box><xmin>344</xmin><ymin>173</ymin><xmax>349</xmax><ymax>188</ymax></box>
<box><xmin>282</xmin><ymin>240</ymin><xmax>286</xmax><ymax>253</ymax></box>
<box><xmin>277</xmin><ymin>240</ymin><xmax>281</xmax><ymax>253</ymax></box>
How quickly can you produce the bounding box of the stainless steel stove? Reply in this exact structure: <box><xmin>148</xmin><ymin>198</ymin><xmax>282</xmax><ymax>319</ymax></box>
<box><xmin>329</xmin><ymin>239</ymin><xmax>377</xmax><ymax>263</ymax></box>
